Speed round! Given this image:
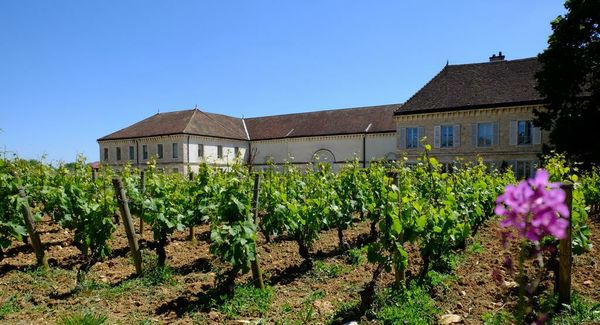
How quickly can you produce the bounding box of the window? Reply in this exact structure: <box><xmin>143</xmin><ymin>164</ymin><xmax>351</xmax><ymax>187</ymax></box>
<box><xmin>198</xmin><ymin>144</ymin><xmax>204</xmax><ymax>158</ymax></box>
<box><xmin>116</xmin><ymin>147</ymin><xmax>121</xmax><ymax>161</ymax></box>
<box><xmin>142</xmin><ymin>145</ymin><xmax>148</xmax><ymax>160</ymax></box>
<box><xmin>406</xmin><ymin>127</ymin><xmax>419</xmax><ymax>149</ymax></box>
<box><xmin>516</xmin><ymin>161</ymin><xmax>533</xmax><ymax>179</ymax></box>
<box><xmin>441</xmin><ymin>125</ymin><xmax>454</xmax><ymax>148</ymax></box>
<box><xmin>129</xmin><ymin>146</ymin><xmax>135</xmax><ymax>160</ymax></box>
<box><xmin>517</xmin><ymin>121</ymin><xmax>532</xmax><ymax>145</ymax></box>
<box><xmin>234</xmin><ymin>147</ymin><xmax>240</xmax><ymax>157</ymax></box>
<box><xmin>217</xmin><ymin>145</ymin><xmax>223</xmax><ymax>158</ymax></box>
<box><xmin>157</xmin><ymin>144</ymin><xmax>163</xmax><ymax>159</ymax></box>
<box><xmin>172</xmin><ymin>143</ymin><xmax>179</xmax><ymax>159</ymax></box>
<box><xmin>103</xmin><ymin>148</ymin><xmax>108</xmax><ymax>161</ymax></box>
<box><xmin>477</xmin><ymin>123</ymin><xmax>493</xmax><ymax>147</ymax></box>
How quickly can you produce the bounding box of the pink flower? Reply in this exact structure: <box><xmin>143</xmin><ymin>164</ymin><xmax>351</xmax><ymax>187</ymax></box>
<box><xmin>495</xmin><ymin>169</ymin><xmax>569</xmax><ymax>242</ymax></box>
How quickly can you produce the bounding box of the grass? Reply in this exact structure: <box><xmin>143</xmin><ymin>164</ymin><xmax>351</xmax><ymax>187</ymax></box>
<box><xmin>58</xmin><ymin>311</ymin><xmax>108</xmax><ymax>325</ymax></box>
<box><xmin>346</xmin><ymin>247</ymin><xmax>367</xmax><ymax>265</ymax></box>
<box><xmin>481</xmin><ymin>294</ymin><xmax>600</xmax><ymax>325</ymax></box>
<box><xmin>217</xmin><ymin>283</ymin><xmax>274</xmax><ymax>318</ymax></box>
<box><xmin>550</xmin><ymin>294</ymin><xmax>600</xmax><ymax>324</ymax></box>
<box><xmin>466</xmin><ymin>241</ymin><xmax>485</xmax><ymax>255</ymax></box>
<box><xmin>309</xmin><ymin>260</ymin><xmax>351</xmax><ymax>280</ymax></box>
<box><xmin>482</xmin><ymin>310</ymin><xmax>512</xmax><ymax>325</ymax></box>
<box><xmin>0</xmin><ymin>295</ymin><xmax>18</xmax><ymax>319</ymax></box>
<box><xmin>369</xmin><ymin>285</ymin><xmax>440</xmax><ymax>324</ymax></box>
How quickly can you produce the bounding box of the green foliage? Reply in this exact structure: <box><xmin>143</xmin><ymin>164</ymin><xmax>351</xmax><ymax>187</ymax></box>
<box><xmin>58</xmin><ymin>311</ymin><xmax>108</xmax><ymax>325</ymax></box>
<box><xmin>216</xmin><ymin>284</ymin><xmax>274</xmax><ymax>318</ymax></box>
<box><xmin>534</xmin><ymin>0</ymin><xmax>600</xmax><ymax>166</ymax></box>
<box><xmin>141</xmin><ymin>158</ymin><xmax>187</xmax><ymax>239</ymax></box>
<box><xmin>334</xmin><ymin>159</ymin><xmax>370</xmax><ymax>246</ymax></box>
<box><xmin>208</xmin><ymin>163</ymin><xmax>258</xmax><ymax>275</ymax></box>
<box><xmin>544</xmin><ymin>152</ymin><xmax>592</xmax><ymax>254</ymax></box>
<box><xmin>0</xmin><ymin>159</ymin><xmax>28</xmax><ymax>251</ymax></box>
<box><xmin>369</xmin><ymin>286</ymin><xmax>439</xmax><ymax>324</ymax></box>
<box><xmin>39</xmin><ymin>156</ymin><xmax>117</xmax><ymax>260</ymax></box>
<box><xmin>581</xmin><ymin>166</ymin><xmax>600</xmax><ymax>211</ymax></box>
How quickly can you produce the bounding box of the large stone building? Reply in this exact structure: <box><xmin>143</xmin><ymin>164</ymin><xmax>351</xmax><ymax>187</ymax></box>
<box><xmin>98</xmin><ymin>54</ymin><xmax>546</xmax><ymax>177</ymax></box>
<box><xmin>395</xmin><ymin>55</ymin><xmax>544</xmax><ymax>178</ymax></box>
<box><xmin>97</xmin><ymin>104</ymin><xmax>399</xmax><ymax>173</ymax></box>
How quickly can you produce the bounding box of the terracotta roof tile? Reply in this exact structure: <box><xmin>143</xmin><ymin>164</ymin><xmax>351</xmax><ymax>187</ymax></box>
<box><xmin>98</xmin><ymin>109</ymin><xmax>247</xmax><ymax>141</ymax></box>
<box><xmin>244</xmin><ymin>104</ymin><xmax>400</xmax><ymax>140</ymax></box>
<box><xmin>98</xmin><ymin>104</ymin><xmax>400</xmax><ymax>142</ymax></box>
<box><xmin>396</xmin><ymin>57</ymin><xmax>542</xmax><ymax>115</ymax></box>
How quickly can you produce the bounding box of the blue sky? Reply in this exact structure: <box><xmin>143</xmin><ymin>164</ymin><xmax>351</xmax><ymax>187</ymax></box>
<box><xmin>0</xmin><ymin>1</ymin><xmax>565</xmax><ymax>163</ymax></box>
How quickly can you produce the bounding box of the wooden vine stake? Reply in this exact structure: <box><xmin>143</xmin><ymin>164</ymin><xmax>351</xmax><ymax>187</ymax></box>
<box><xmin>18</xmin><ymin>188</ymin><xmax>48</xmax><ymax>270</ymax></box>
<box><xmin>250</xmin><ymin>173</ymin><xmax>265</xmax><ymax>290</ymax></box>
<box><xmin>557</xmin><ymin>183</ymin><xmax>573</xmax><ymax>306</ymax></box>
<box><xmin>112</xmin><ymin>177</ymin><xmax>143</xmax><ymax>275</ymax></box>
<box><xmin>391</xmin><ymin>172</ymin><xmax>405</xmax><ymax>286</ymax></box>
<box><xmin>188</xmin><ymin>172</ymin><xmax>196</xmax><ymax>243</ymax></box>
<box><xmin>139</xmin><ymin>171</ymin><xmax>145</xmax><ymax>237</ymax></box>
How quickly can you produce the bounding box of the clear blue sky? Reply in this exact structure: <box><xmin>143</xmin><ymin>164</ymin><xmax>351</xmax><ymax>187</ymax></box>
<box><xmin>0</xmin><ymin>1</ymin><xmax>565</xmax><ymax>163</ymax></box>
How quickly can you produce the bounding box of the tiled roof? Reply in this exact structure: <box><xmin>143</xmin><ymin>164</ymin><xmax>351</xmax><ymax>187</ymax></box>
<box><xmin>395</xmin><ymin>57</ymin><xmax>543</xmax><ymax>115</ymax></box>
<box><xmin>244</xmin><ymin>104</ymin><xmax>400</xmax><ymax>140</ymax></box>
<box><xmin>97</xmin><ymin>109</ymin><xmax>248</xmax><ymax>141</ymax></box>
<box><xmin>98</xmin><ymin>104</ymin><xmax>400</xmax><ymax>142</ymax></box>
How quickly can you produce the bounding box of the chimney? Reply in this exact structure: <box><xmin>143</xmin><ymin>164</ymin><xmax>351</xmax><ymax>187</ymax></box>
<box><xmin>489</xmin><ymin>51</ymin><xmax>505</xmax><ymax>62</ymax></box>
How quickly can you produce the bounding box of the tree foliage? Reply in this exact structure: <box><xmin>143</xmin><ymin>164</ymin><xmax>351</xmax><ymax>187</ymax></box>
<box><xmin>535</xmin><ymin>0</ymin><xmax>600</xmax><ymax>166</ymax></box>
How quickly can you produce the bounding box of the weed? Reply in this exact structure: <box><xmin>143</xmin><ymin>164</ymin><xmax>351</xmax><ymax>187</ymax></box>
<box><xmin>280</xmin><ymin>303</ymin><xmax>293</xmax><ymax>313</ymax></box>
<box><xmin>306</xmin><ymin>289</ymin><xmax>325</xmax><ymax>303</ymax></box>
<box><xmin>346</xmin><ymin>247</ymin><xmax>367</xmax><ymax>265</ymax></box>
<box><xmin>482</xmin><ymin>310</ymin><xmax>512</xmax><ymax>325</ymax></box>
<box><xmin>0</xmin><ymin>295</ymin><xmax>18</xmax><ymax>319</ymax></box>
<box><xmin>310</xmin><ymin>261</ymin><xmax>350</xmax><ymax>280</ymax></box>
<box><xmin>467</xmin><ymin>241</ymin><xmax>485</xmax><ymax>254</ymax></box>
<box><xmin>550</xmin><ymin>294</ymin><xmax>600</xmax><ymax>324</ymax></box>
<box><xmin>58</xmin><ymin>311</ymin><xmax>108</xmax><ymax>325</ymax></box>
<box><xmin>369</xmin><ymin>286</ymin><xmax>439</xmax><ymax>324</ymax></box>
<box><xmin>141</xmin><ymin>265</ymin><xmax>176</xmax><ymax>286</ymax></box>
<box><xmin>217</xmin><ymin>284</ymin><xmax>273</xmax><ymax>318</ymax></box>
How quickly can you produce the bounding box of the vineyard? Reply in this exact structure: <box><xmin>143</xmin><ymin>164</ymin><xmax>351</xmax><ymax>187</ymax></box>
<box><xmin>0</xmin><ymin>149</ymin><xmax>599</xmax><ymax>324</ymax></box>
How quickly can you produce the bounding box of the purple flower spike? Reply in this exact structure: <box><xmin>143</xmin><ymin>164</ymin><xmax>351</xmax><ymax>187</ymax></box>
<box><xmin>495</xmin><ymin>169</ymin><xmax>569</xmax><ymax>242</ymax></box>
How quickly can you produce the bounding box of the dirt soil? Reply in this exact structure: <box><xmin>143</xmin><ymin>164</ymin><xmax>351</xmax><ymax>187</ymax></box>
<box><xmin>0</xmin><ymin>214</ymin><xmax>598</xmax><ymax>324</ymax></box>
<box><xmin>437</xmin><ymin>216</ymin><xmax>600</xmax><ymax>324</ymax></box>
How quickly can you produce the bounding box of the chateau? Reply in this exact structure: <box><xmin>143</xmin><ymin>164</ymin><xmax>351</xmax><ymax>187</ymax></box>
<box><xmin>98</xmin><ymin>54</ymin><xmax>544</xmax><ymax>178</ymax></box>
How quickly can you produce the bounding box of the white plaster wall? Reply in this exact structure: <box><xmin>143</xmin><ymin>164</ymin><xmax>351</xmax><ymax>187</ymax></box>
<box><xmin>185</xmin><ymin>135</ymin><xmax>249</xmax><ymax>172</ymax></box>
<box><xmin>98</xmin><ymin>134</ymin><xmax>249</xmax><ymax>174</ymax></box>
<box><xmin>365</xmin><ymin>133</ymin><xmax>397</xmax><ymax>162</ymax></box>
<box><xmin>251</xmin><ymin>133</ymin><xmax>397</xmax><ymax>169</ymax></box>
<box><xmin>99</xmin><ymin>133</ymin><xmax>396</xmax><ymax>173</ymax></box>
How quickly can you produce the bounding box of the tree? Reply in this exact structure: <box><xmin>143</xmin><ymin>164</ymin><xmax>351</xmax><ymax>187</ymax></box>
<box><xmin>534</xmin><ymin>0</ymin><xmax>600</xmax><ymax>167</ymax></box>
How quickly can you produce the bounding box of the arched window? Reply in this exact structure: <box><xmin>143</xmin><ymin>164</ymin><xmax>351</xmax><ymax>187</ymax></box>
<box><xmin>312</xmin><ymin>149</ymin><xmax>335</xmax><ymax>164</ymax></box>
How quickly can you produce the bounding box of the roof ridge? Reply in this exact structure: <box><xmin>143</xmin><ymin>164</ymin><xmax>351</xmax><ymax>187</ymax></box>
<box><xmin>446</xmin><ymin>56</ymin><xmax>537</xmax><ymax>68</ymax></box>
<box><xmin>194</xmin><ymin>109</ymin><xmax>245</xmax><ymax>138</ymax></box>
<box><xmin>395</xmin><ymin>63</ymin><xmax>448</xmax><ymax>114</ymax></box>
<box><xmin>182</xmin><ymin>109</ymin><xmax>199</xmax><ymax>134</ymax></box>
<box><xmin>244</xmin><ymin>103</ymin><xmax>402</xmax><ymax>120</ymax></box>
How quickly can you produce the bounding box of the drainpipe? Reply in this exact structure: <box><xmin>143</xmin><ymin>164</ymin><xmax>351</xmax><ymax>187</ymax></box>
<box><xmin>363</xmin><ymin>134</ymin><xmax>366</xmax><ymax>168</ymax></box>
<box><xmin>187</xmin><ymin>135</ymin><xmax>190</xmax><ymax>174</ymax></box>
<box><xmin>363</xmin><ymin>123</ymin><xmax>372</xmax><ymax>168</ymax></box>
<box><xmin>247</xmin><ymin>141</ymin><xmax>252</xmax><ymax>172</ymax></box>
